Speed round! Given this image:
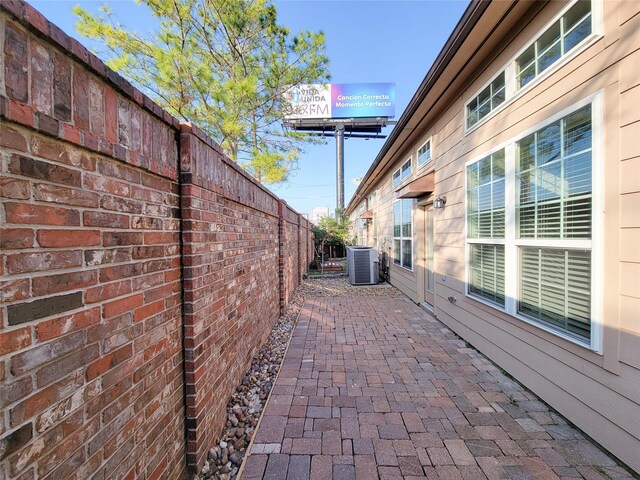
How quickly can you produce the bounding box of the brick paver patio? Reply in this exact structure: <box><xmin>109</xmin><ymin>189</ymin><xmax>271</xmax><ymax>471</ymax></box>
<box><xmin>241</xmin><ymin>295</ymin><xmax>633</xmax><ymax>479</ymax></box>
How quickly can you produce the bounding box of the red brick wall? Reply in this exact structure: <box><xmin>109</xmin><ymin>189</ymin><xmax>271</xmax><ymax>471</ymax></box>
<box><xmin>179</xmin><ymin>125</ymin><xmax>282</xmax><ymax>471</ymax></box>
<box><xmin>1</xmin><ymin>2</ymin><xmax>312</xmax><ymax>478</ymax></box>
<box><xmin>278</xmin><ymin>202</ymin><xmax>302</xmax><ymax>312</ymax></box>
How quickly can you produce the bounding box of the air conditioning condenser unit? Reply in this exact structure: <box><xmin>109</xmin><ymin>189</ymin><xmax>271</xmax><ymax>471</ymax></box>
<box><xmin>346</xmin><ymin>246</ymin><xmax>379</xmax><ymax>285</ymax></box>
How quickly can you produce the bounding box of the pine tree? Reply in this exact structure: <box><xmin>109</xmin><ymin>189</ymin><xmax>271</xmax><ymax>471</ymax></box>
<box><xmin>74</xmin><ymin>0</ymin><xmax>330</xmax><ymax>183</ymax></box>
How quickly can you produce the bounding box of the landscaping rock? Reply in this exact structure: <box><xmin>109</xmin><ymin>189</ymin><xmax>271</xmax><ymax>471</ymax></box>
<box><xmin>195</xmin><ymin>278</ymin><xmax>403</xmax><ymax>479</ymax></box>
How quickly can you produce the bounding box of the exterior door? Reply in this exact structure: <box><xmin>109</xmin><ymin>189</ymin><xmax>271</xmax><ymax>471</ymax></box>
<box><xmin>424</xmin><ymin>207</ymin><xmax>435</xmax><ymax>306</ymax></box>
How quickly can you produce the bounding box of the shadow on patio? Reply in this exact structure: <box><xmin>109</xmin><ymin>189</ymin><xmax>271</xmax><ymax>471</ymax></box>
<box><xmin>240</xmin><ymin>280</ymin><xmax>633</xmax><ymax>480</ymax></box>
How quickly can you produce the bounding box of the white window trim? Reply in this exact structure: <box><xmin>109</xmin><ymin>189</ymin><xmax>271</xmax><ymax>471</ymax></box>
<box><xmin>465</xmin><ymin>72</ymin><xmax>506</xmax><ymax>131</ymax></box>
<box><xmin>368</xmin><ymin>189</ymin><xmax>377</xmax><ymax>207</ymax></box>
<box><xmin>463</xmin><ymin>93</ymin><xmax>603</xmax><ymax>353</ymax></box>
<box><xmin>393</xmin><ymin>199</ymin><xmax>414</xmax><ymax>272</ymax></box>
<box><xmin>392</xmin><ymin>157</ymin><xmax>413</xmax><ymax>188</ymax></box>
<box><xmin>417</xmin><ymin>137</ymin><xmax>433</xmax><ymax>170</ymax></box>
<box><xmin>464</xmin><ymin>0</ymin><xmax>603</xmax><ymax>135</ymax></box>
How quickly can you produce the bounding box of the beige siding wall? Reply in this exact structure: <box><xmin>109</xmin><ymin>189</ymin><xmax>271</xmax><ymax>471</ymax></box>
<box><xmin>359</xmin><ymin>0</ymin><xmax>640</xmax><ymax>471</ymax></box>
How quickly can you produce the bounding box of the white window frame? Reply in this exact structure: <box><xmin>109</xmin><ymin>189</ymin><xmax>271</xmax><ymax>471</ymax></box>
<box><xmin>464</xmin><ymin>93</ymin><xmax>603</xmax><ymax>353</ymax></box>
<box><xmin>393</xmin><ymin>198</ymin><xmax>414</xmax><ymax>271</ymax></box>
<box><xmin>465</xmin><ymin>72</ymin><xmax>506</xmax><ymax>130</ymax></box>
<box><xmin>392</xmin><ymin>157</ymin><xmax>413</xmax><ymax>187</ymax></box>
<box><xmin>368</xmin><ymin>190</ymin><xmax>377</xmax><ymax>206</ymax></box>
<box><xmin>417</xmin><ymin>138</ymin><xmax>433</xmax><ymax>169</ymax></box>
<box><xmin>464</xmin><ymin>0</ymin><xmax>603</xmax><ymax>135</ymax></box>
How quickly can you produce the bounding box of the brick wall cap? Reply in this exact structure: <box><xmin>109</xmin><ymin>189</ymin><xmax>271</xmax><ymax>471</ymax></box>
<box><xmin>180</xmin><ymin>121</ymin><xmax>299</xmax><ymax>214</ymax></box>
<box><xmin>1</xmin><ymin>0</ymin><xmax>179</xmax><ymax>129</ymax></box>
<box><xmin>1</xmin><ymin>0</ymin><xmax>307</xmax><ymax>222</ymax></box>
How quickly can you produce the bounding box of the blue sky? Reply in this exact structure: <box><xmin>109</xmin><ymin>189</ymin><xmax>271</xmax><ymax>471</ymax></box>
<box><xmin>30</xmin><ymin>0</ymin><xmax>469</xmax><ymax>218</ymax></box>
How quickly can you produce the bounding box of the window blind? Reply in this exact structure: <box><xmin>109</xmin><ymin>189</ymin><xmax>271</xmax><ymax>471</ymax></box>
<box><xmin>519</xmin><ymin>248</ymin><xmax>591</xmax><ymax>340</ymax></box>
<box><xmin>470</xmin><ymin>244</ymin><xmax>506</xmax><ymax>306</ymax></box>
<box><xmin>517</xmin><ymin>105</ymin><xmax>591</xmax><ymax>239</ymax></box>
<box><xmin>467</xmin><ymin>149</ymin><xmax>505</xmax><ymax>238</ymax></box>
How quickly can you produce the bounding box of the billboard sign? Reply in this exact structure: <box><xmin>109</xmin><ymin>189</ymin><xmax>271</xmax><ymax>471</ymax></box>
<box><xmin>284</xmin><ymin>83</ymin><xmax>395</xmax><ymax>120</ymax></box>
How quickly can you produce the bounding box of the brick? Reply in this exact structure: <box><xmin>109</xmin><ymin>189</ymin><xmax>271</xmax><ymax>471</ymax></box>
<box><xmin>101</xmin><ymin>195</ymin><xmax>142</xmax><ymax>214</ymax></box>
<box><xmin>4</xmin><ymin>202</ymin><xmax>80</xmax><ymax>227</ymax></box>
<box><xmin>7</xmin><ymin>292</ymin><xmax>83</xmax><ymax>326</ymax></box>
<box><xmin>130</xmin><ymin>106</ymin><xmax>142</xmax><ymax>152</ymax></box>
<box><xmin>99</xmin><ymin>263</ymin><xmax>142</xmax><ymax>282</ymax></box>
<box><xmin>398</xmin><ymin>456</ymin><xmax>424</xmax><ymax>477</ymax></box>
<box><xmin>7</xmin><ymin>98</ymin><xmax>35</xmax><ymax>126</ymax></box>
<box><xmin>24</xmin><ymin>4</ymin><xmax>49</xmax><ymax>35</ymax></box>
<box><xmin>30</xmin><ymin>135</ymin><xmax>93</xmax><ymax>170</ymax></box>
<box><xmin>132</xmin><ymin>245</ymin><xmax>165</xmax><ymax>260</ymax></box>
<box><xmin>103</xmin><ymin>231</ymin><xmax>143</xmax><ymax>247</ymax></box>
<box><xmin>104</xmin><ymin>88</ymin><xmax>118</xmax><ymax>143</ymax></box>
<box><xmin>134</xmin><ymin>273</ymin><xmax>165</xmax><ymax>293</ymax></box>
<box><xmin>37</xmin><ymin>229</ymin><xmax>101</xmax><ymax>248</ymax></box>
<box><xmin>83</xmin><ymin>211</ymin><xmax>130</xmax><ymax>229</ymax></box>
<box><xmin>104</xmin><ymin>324</ymin><xmax>143</xmax><ymax>355</ymax></box>
<box><xmin>35</xmin><ymin>307</ymin><xmax>101</xmax><ymax>342</ymax></box>
<box><xmin>30</xmin><ymin>42</ymin><xmax>53</xmax><ymax>113</ymax></box>
<box><xmin>6</xmin><ymin>250</ymin><xmax>82</xmax><ymax>274</ymax></box>
<box><xmin>444</xmin><ymin>440</ymin><xmax>476</xmax><ymax>466</ymax></box>
<box><xmin>103</xmin><ymin>293</ymin><xmax>144</xmax><ymax>318</ymax></box>
<box><xmin>241</xmin><ymin>455</ymin><xmax>269</xmax><ymax>480</ymax></box>
<box><xmin>4</xmin><ymin>23</ymin><xmax>29</xmax><ymax>102</ymax></box>
<box><xmin>290</xmin><ymin>438</ymin><xmax>321</xmax><ymax>455</ymax></box>
<box><xmin>34</xmin><ymin>183</ymin><xmax>99</xmax><ymax>208</ymax></box>
<box><xmin>144</xmin><ymin>231</ymin><xmax>176</xmax><ymax>245</ymax></box>
<box><xmin>85</xmin><ymin>248</ymin><xmax>131</xmax><ymax>266</ymax></box>
<box><xmin>32</xmin><ymin>270</ymin><xmax>97</xmax><ymax>296</ymax></box>
<box><xmin>287</xmin><ymin>455</ymin><xmax>310</xmax><ymax>480</ymax></box>
<box><xmin>98</xmin><ymin>160</ymin><xmax>141</xmax><ymax>183</ymax></box>
<box><xmin>0</xmin><ymin>177</ymin><xmax>30</xmax><ymax>200</ymax></box>
<box><xmin>0</xmin><ymin>424</ymin><xmax>33</xmax><ymax>461</ymax></box>
<box><xmin>132</xmin><ymin>216</ymin><xmax>163</xmax><ymax>230</ymax></box>
<box><xmin>0</xmin><ymin>376</ymin><xmax>33</xmax><ymax>410</ymax></box>
<box><xmin>86</xmin><ymin>377</ymin><xmax>131</xmax><ymax>419</ymax></box>
<box><xmin>62</xmin><ymin>123</ymin><xmax>82</xmax><ymax>143</ymax></box>
<box><xmin>36</xmin><ymin>112</ymin><xmax>60</xmax><ymax>136</ymax></box>
<box><xmin>53</xmin><ymin>52</ymin><xmax>72</xmax><ymax>121</ymax></box>
<box><xmin>117</xmin><ymin>97</ymin><xmax>130</xmax><ymax>147</ymax></box>
<box><xmin>9</xmin><ymin>154</ymin><xmax>81</xmax><ymax>186</ymax></box>
<box><xmin>85</xmin><ymin>280</ymin><xmax>132</xmax><ymax>303</ymax></box>
<box><xmin>35</xmin><ymin>344</ymin><xmax>99</xmax><ymax>388</ymax></box>
<box><xmin>428</xmin><ymin>447</ymin><xmax>454</xmax><ymax>466</ymax></box>
<box><xmin>0</xmin><ymin>278</ymin><xmax>30</xmax><ymax>303</ymax></box>
<box><xmin>379</xmin><ymin>424</ymin><xmax>409</xmax><ymax>440</ymax></box>
<box><xmin>89</xmin><ymin>79</ymin><xmax>105</xmax><ymax>136</ymax></box>
<box><xmin>86</xmin><ymin>344</ymin><xmax>133</xmax><ymax>381</ymax></box>
<box><xmin>0</xmin><ymin>124</ymin><xmax>28</xmax><ymax>151</ymax></box>
<box><xmin>0</xmin><ymin>327</ymin><xmax>32</xmax><ymax>356</ymax></box>
<box><xmin>10</xmin><ymin>331</ymin><xmax>84</xmax><ymax>376</ymax></box>
<box><xmin>42</xmin><ymin>444</ymin><xmax>85</xmax><ymax>479</ymax></box>
<box><xmin>465</xmin><ymin>440</ymin><xmax>503</xmax><ymax>457</ymax></box>
<box><xmin>83</xmin><ymin>174</ymin><xmax>130</xmax><ymax>197</ymax></box>
<box><xmin>73</xmin><ymin>64</ymin><xmax>90</xmax><ymax>130</ymax></box>
<box><xmin>133</xmin><ymin>300</ymin><xmax>164</xmax><ymax>322</ymax></box>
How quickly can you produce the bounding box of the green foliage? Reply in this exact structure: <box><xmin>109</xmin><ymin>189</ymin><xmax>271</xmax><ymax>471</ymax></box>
<box><xmin>312</xmin><ymin>216</ymin><xmax>350</xmax><ymax>245</ymax></box>
<box><xmin>74</xmin><ymin>0</ymin><xmax>330</xmax><ymax>183</ymax></box>
<box><xmin>312</xmin><ymin>215</ymin><xmax>351</xmax><ymax>263</ymax></box>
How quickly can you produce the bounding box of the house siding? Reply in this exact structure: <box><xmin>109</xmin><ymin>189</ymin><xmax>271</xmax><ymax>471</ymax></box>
<box><xmin>350</xmin><ymin>0</ymin><xmax>640</xmax><ymax>471</ymax></box>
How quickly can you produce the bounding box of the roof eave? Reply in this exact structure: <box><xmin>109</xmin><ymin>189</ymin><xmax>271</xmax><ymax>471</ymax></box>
<box><xmin>346</xmin><ymin>0</ymin><xmax>490</xmax><ymax>215</ymax></box>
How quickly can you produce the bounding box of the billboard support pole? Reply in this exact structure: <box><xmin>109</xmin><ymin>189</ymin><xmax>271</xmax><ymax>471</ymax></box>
<box><xmin>335</xmin><ymin>124</ymin><xmax>345</xmax><ymax>219</ymax></box>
